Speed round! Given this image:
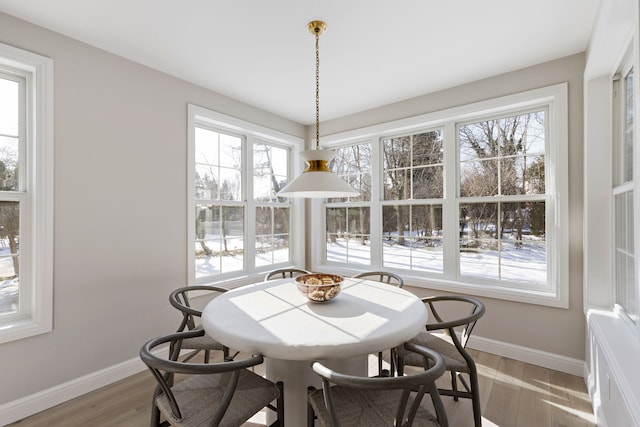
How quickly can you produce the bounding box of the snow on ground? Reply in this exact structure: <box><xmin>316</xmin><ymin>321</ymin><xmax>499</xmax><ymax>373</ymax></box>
<box><xmin>1</xmin><ymin>234</ymin><xmax>545</xmax><ymax>315</ymax></box>
<box><xmin>193</xmin><ymin>235</ymin><xmax>546</xmax><ymax>285</ymax></box>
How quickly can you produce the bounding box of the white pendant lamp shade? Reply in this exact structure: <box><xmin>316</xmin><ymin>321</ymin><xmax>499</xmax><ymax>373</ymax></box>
<box><xmin>276</xmin><ymin>20</ymin><xmax>360</xmax><ymax>199</ymax></box>
<box><xmin>277</xmin><ymin>149</ymin><xmax>360</xmax><ymax>198</ymax></box>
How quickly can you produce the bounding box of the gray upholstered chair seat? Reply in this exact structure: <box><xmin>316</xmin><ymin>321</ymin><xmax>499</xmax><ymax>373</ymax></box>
<box><xmin>308</xmin><ymin>388</ymin><xmax>441</xmax><ymax>427</ymax></box>
<box><xmin>307</xmin><ymin>342</ymin><xmax>448</xmax><ymax>427</ymax></box>
<box><xmin>396</xmin><ymin>332</ymin><xmax>468</xmax><ymax>373</ymax></box>
<box><xmin>140</xmin><ymin>329</ymin><xmax>283</xmax><ymax>427</ymax></box>
<box><xmin>179</xmin><ymin>326</ymin><xmax>224</xmax><ymax>351</ymax></box>
<box><xmin>156</xmin><ymin>370</ymin><xmax>279</xmax><ymax>427</ymax></box>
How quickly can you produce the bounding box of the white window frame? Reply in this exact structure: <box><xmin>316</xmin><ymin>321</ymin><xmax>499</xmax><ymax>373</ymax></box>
<box><xmin>187</xmin><ymin>104</ymin><xmax>304</xmax><ymax>287</ymax></box>
<box><xmin>0</xmin><ymin>42</ymin><xmax>54</xmax><ymax>344</ymax></box>
<box><xmin>311</xmin><ymin>84</ymin><xmax>569</xmax><ymax>307</ymax></box>
<box><xmin>612</xmin><ymin>51</ymin><xmax>638</xmax><ymax>326</ymax></box>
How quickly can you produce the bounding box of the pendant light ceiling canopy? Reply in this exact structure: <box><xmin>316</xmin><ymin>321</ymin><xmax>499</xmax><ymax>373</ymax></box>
<box><xmin>277</xmin><ymin>21</ymin><xmax>360</xmax><ymax>199</ymax></box>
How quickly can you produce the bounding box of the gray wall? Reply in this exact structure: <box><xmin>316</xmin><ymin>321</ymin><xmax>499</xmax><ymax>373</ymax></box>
<box><xmin>0</xmin><ymin>12</ymin><xmax>304</xmax><ymax>405</ymax></box>
<box><xmin>319</xmin><ymin>53</ymin><xmax>586</xmax><ymax>360</ymax></box>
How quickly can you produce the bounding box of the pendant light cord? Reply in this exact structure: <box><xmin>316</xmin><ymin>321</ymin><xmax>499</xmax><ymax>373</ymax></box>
<box><xmin>315</xmin><ymin>29</ymin><xmax>320</xmax><ymax>150</ymax></box>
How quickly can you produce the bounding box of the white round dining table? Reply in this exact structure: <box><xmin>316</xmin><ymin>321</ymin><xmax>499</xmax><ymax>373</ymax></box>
<box><xmin>202</xmin><ymin>276</ymin><xmax>428</xmax><ymax>426</ymax></box>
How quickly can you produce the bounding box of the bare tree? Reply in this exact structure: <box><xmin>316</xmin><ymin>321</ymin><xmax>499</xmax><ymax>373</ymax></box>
<box><xmin>382</xmin><ymin>131</ymin><xmax>443</xmax><ymax>245</ymax></box>
<box><xmin>254</xmin><ymin>143</ymin><xmax>282</xmax><ymax>200</ymax></box>
<box><xmin>0</xmin><ymin>160</ymin><xmax>19</xmax><ymax>276</ymax></box>
<box><xmin>196</xmin><ymin>207</ymin><xmax>213</xmax><ymax>256</ymax></box>
<box><xmin>0</xmin><ymin>202</ymin><xmax>19</xmax><ymax>276</ymax></box>
<box><xmin>326</xmin><ymin>207</ymin><xmax>345</xmax><ymax>243</ymax></box>
<box><xmin>459</xmin><ymin>112</ymin><xmax>545</xmax><ymax>247</ymax></box>
<box><xmin>383</xmin><ymin>136</ymin><xmax>410</xmax><ymax>245</ymax></box>
<box><xmin>195</xmin><ymin>168</ymin><xmax>216</xmax><ymax>257</ymax></box>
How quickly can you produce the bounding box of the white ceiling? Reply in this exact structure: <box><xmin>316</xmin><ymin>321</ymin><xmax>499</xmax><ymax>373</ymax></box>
<box><xmin>0</xmin><ymin>0</ymin><xmax>601</xmax><ymax>125</ymax></box>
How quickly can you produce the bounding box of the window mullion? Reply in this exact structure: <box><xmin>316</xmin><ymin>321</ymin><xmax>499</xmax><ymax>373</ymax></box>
<box><xmin>245</xmin><ymin>135</ymin><xmax>255</xmax><ymax>270</ymax></box>
<box><xmin>370</xmin><ymin>137</ymin><xmax>382</xmax><ymax>267</ymax></box>
<box><xmin>19</xmin><ymin>74</ymin><xmax>28</xmax><ymax>193</ymax></box>
<box><xmin>442</xmin><ymin>121</ymin><xmax>458</xmax><ymax>281</ymax></box>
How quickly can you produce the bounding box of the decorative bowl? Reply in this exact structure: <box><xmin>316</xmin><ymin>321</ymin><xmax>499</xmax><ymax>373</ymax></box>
<box><xmin>294</xmin><ymin>273</ymin><xmax>343</xmax><ymax>302</ymax></box>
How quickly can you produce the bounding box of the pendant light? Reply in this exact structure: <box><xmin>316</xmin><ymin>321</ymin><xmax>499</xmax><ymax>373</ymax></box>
<box><xmin>277</xmin><ymin>21</ymin><xmax>360</xmax><ymax>198</ymax></box>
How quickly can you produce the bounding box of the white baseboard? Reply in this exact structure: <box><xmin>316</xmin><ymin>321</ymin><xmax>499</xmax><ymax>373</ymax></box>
<box><xmin>0</xmin><ymin>346</ymin><xmax>169</xmax><ymax>426</ymax></box>
<box><xmin>468</xmin><ymin>335</ymin><xmax>586</xmax><ymax>377</ymax></box>
<box><xmin>0</xmin><ymin>337</ymin><xmax>584</xmax><ymax>425</ymax></box>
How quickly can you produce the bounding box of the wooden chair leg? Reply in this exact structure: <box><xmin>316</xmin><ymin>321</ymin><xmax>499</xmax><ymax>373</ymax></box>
<box><xmin>469</xmin><ymin>366</ymin><xmax>482</xmax><ymax>427</ymax></box>
<box><xmin>307</xmin><ymin>386</ymin><xmax>317</xmax><ymax>427</ymax></box>
<box><xmin>458</xmin><ymin>372</ymin><xmax>472</xmax><ymax>393</ymax></box>
<box><xmin>150</xmin><ymin>401</ymin><xmax>161</xmax><ymax>426</ymax></box>
<box><xmin>267</xmin><ymin>381</ymin><xmax>285</xmax><ymax>427</ymax></box>
<box><xmin>450</xmin><ymin>370</ymin><xmax>459</xmax><ymax>401</ymax></box>
<box><xmin>396</xmin><ymin>355</ymin><xmax>405</xmax><ymax>376</ymax></box>
<box><xmin>390</xmin><ymin>348</ymin><xmax>397</xmax><ymax>376</ymax></box>
<box><xmin>277</xmin><ymin>381</ymin><xmax>285</xmax><ymax>427</ymax></box>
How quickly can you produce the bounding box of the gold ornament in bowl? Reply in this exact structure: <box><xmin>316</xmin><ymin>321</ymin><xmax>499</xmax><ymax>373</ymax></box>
<box><xmin>294</xmin><ymin>273</ymin><xmax>343</xmax><ymax>302</ymax></box>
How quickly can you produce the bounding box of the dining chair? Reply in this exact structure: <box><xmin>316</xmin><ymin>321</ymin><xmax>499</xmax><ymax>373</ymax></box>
<box><xmin>307</xmin><ymin>342</ymin><xmax>448</xmax><ymax>427</ymax></box>
<box><xmin>264</xmin><ymin>267</ymin><xmax>311</xmax><ymax>281</ymax></box>
<box><xmin>169</xmin><ymin>285</ymin><xmax>234</xmax><ymax>363</ymax></box>
<box><xmin>140</xmin><ymin>329</ymin><xmax>284</xmax><ymax>427</ymax></box>
<box><xmin>352</xmin><ymin>270</ymin><xmax>404</xmax><ymax>376</ymax></box>
<box><xmin>352</xmin><ymin>271</ymin><xmax>404</xmax><ymax>288</ymax></box>
<box><xmin>395</xmin><ymin>295</ymin><xmax>486</xmax><ymax>427</ymax></box>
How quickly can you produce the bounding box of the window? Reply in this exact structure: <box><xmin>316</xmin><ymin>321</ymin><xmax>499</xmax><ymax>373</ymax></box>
<box><xmin>458</xmin><ymin>111</ymin><xmax>547</xmax><ymax>285</ymax></box>
<box><xmin>314</xmin><ymin>84</ymin><xmax>568</xmax><ymax>307</ymax></box>
<box><xmin>327</xmin><ymin>142</ymin><xmax>372</xmax><ymax>265</ymax></box>
<box><xmin>254</xmin><ymin>141</ymin><xmax>293</xmax><ymax>267</ymax></box>
<box><xmin>381</xmin><ymin>130</ymin><xmax>444</xmax><ymax>273</ymax></box>
<box><xmin>613</xmin><ymin>57</ymin><xmax>637</xmax><ymax>324</ymax></box>
<box><xmin>188</xmin><ymin>104</ymin><xmax>302</xmax><ymax>285</ymax></box>
<box><xmin>0</xmin><ymin>43</ymin><xmax>53</xmax><ymax>344</ymax></box>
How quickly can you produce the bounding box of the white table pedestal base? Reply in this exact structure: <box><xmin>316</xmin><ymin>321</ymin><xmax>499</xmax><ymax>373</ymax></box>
<box><xmin>265</xmin><ymin>355</ymin><xmax>368</xmax><ymax>427</ymax></box>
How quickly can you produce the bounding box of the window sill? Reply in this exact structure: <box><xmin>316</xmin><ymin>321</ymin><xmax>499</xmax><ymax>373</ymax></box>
<box><xmin>407</xmin><ymin>276</ymin><xmax>567</xmax><ymax>308</ymax></box>
<box><xmin>0</xmin><ymin>316</ymin><xmax>52</xmax><ymax>345</ymax></box>
<box><xmin>313</xmin><ymin>264</ymin><xmax>567</xmax><ymax>308</ymax></box>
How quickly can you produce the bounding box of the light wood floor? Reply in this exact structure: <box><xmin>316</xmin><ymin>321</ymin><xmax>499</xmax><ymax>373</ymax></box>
<box><xmin>8</xmin><ymin>349</ymin><xmax>596</xmax><ymax>427</ymax></box>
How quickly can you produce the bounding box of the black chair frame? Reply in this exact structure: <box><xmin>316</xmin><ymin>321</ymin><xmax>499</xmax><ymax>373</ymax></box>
<box><xmin>397</xmin><ymin>295</ymin><xmax>485</xmax><ymax>427</ymax></box>
<box><xmin>169</xmin><ymin>285</ymin><xmax>234</xmax><ymax>362</ymax></box>
<box><xmin>352</xmin><ymin>271</ymin><xmax>404</xmax><ymax>377</ymax></box>
<box><xmin>264</xmin><ymin>267</ymin><xmax>311</xmax><ymax>281</ymax></box>
<box><xmin>140</xmin><ymin>329</ymin><xmax>284</xmax><ymax>427</ymax></box>
<box><xmin>307</xmin><ymin>342</ymin><xmax>448</xmax><ymax>427</ymax></box>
